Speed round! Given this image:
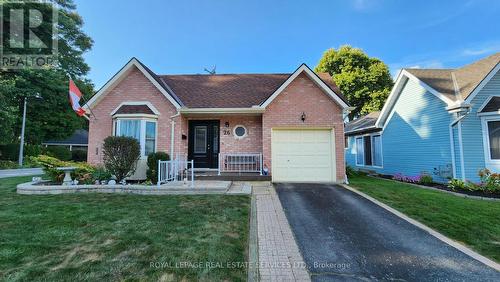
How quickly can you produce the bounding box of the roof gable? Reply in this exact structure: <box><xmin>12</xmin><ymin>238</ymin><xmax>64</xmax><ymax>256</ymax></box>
<box><xmin>259</xmin><ymin>64</ymin><xmax>349</xmax><ymax>109</ymax></box>
<box><xmin>404</xmin><ymin>53</ymin><xmax>500</xmax><ymax>104</ymax></box>
<box><xmin>83</xmin><ymin>58</ymin><xmax>182</xmax><ymax>111</ymax></box>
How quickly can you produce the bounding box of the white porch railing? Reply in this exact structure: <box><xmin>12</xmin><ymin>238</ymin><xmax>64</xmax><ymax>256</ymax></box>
<box><xmin>218</xmin><ymin>153</ymin><xmax>262</xmax><ymax>175</ymax></box>
<box><xmin>157</xmin><ymin>159</ymin><xmax>194</xmax><ymax>187</ymax></box>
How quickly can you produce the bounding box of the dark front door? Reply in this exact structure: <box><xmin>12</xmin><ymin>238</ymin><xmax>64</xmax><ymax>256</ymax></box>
<box><xmin>188</xmin><ymin>120</ymin><xmax>219</xmax><ymax>168</ymax></box>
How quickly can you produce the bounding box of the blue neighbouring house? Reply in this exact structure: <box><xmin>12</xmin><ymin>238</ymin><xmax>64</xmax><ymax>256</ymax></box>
<box><xmin>345</xmin><ymin>53</ymin><xmax>500</xmax><ymax>183</ymax></box>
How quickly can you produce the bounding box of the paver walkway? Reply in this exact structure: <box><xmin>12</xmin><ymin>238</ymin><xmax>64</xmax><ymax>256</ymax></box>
<box><xmin>253</xmin><ymin>183</ymin><xmax>310</xmax><ymax>282</ymax></box>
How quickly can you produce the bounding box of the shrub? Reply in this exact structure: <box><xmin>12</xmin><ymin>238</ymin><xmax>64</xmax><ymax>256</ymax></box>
<box><xmin>31</xmin><ymin>155</ymin><xmax>96</xmax><ymax>184</ymax></box>
<box><xmin>146</xmin><ymin>152</ymin><xmax>170</xmax><ymax>184</ymax></box>
<box><xmin>345</xmin><ymin>165</ymin><xmax>357</xmax><ymax>178</ymax></box>
<box><xmin>447</xmin><ymin>179</ymin><xmax>467</xmax><ymax>191</ymax></box>
<box><xmin>24</xmin><ymin>144</ymin><xmax>42</xmax><ymax>158</ymax></box>
<box><xmin>71</xmin><ymin>150</ymin><xmax>87</xmax><ymax>162</ymax></box>
<box><xmin>0</xmin><ymin>144</ymin><xmax>43</xmax><ymax>161</ymax></box>
<box><xmin>0</xmin><ymin>160</ymin><xmax>18</xmax><ymax>169</ymax></box>
<box><xmin>92</xmin><ymin>166</ymin><xmax>112</xmax><ymax>182</ymax></box>
<box><xmin>102</xmin><ymin>136</ymin><xmax>140</xmax><ymax>182</ymax></box>
<box><xmin>418</xmin><ymin>174</ymin><xmax>433</xmax><ymax>185</ymax></box>
<box><xmin>0</xmin><ymin>143</ymin><xmax>19</xmax><ymax>161</ymax></box>
<box><xmin>43</xmin><ymin>146</ymin><xmax>72</xmax><ymax>161</ymax></box>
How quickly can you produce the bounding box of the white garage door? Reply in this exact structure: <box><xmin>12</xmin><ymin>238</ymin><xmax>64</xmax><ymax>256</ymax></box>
<box><xmin>271</xmin><ymin>129</ymin><xmax>335</xmax><ymax>182</ymax></box>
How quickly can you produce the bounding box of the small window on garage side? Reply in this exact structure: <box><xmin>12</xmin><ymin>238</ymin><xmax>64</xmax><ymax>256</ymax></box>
<box><xmin>234</xmin><ymin>125</ymin><xmax>247</xmax><ymax>139</ymax></box>
<box><xmin>355</xmin><ymin>134</ymin><xmax>382</xmax><ymax>167</ymax></box>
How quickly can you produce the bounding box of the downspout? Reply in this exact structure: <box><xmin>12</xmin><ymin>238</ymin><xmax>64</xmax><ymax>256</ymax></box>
<box><xmin>449</xmin><ymin>113</ymin><xmax>468</xmax><ymax>180</ymax></box>
<box><xmin>170</xmin><ymin>112</ymin><xmax>180</xmax><ymax>159</ymax></box>
<box><xmin>343</xmin><ymin>107</ymin><xmax>356</xmax><ymax>184</ymax></box>
<box><xmin>448</xmin><ymin>72</ymin><xmax>470</xmax><ymax>181</ymax></box>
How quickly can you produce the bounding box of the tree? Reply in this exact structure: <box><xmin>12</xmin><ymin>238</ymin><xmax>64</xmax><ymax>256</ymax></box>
<box><xmin>102</xmin><ymin>136</ymin><xmax>141</xmax><ymax>182</ymax></box>
<box><xmin>315</xmin><ymin>45</ymin><xmax>393</xmax><ymax>118</ymax></box>
<box><xmin>0</xmin><ymin>0</ymin><xmax>94</xmax><ymax>144</ymax></box>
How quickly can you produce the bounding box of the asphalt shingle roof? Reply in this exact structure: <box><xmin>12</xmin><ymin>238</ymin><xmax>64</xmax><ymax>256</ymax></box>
<box><xmin>405</xmin><ymin>52</ymin><xmax>500</xmax><ymax>102</ymax></box>
<box><xmin>345</xmin><ymin>111</ymin><xmax>381</xmax><ymax>135</ymax></box>
<box><xmin>159</xmin><ymin>72</ymin><xmax>345</xmax><ymax>108</ymax></box>
<box><xmin>43</xmin><ymin>129</ymin><xmax>88</xmax><ymax>145</ymax></box>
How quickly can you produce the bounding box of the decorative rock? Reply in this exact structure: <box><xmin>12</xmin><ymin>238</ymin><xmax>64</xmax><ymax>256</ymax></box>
<box><xmin>94</xmin><ymin>180</ymin><xmax>100</xmax><ymax>185</ymax></box>
<box><xmin>108</xmin><ymin>180</ymin><xmax>116</xmax><ymax>185</ymax></box>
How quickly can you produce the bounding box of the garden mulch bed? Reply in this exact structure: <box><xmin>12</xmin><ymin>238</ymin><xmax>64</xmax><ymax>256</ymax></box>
<box><xmin>376</xmin><ymin>174</ymin><xmax>500</xmax><ymax>199</ymax></box>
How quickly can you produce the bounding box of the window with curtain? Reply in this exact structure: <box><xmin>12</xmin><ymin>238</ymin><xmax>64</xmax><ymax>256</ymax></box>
<box><xmin>118</xmin><ymin>120</ymin><xmax>140</xmax><ymax>141</ymax></box>
<box><xmin>356</xmin><ymin>137</ymin><xmax>364</xmax><ymax>165</ymax></box>
<box><xmin>372</xmin><ymin>135</ymin><xmax>382</xmax><ymax>166</ymax></box>
<box><xmin>356</xmin><ymin>135</ymin><xmax>382</xmax><ymax>167</ymax></box>
<box><xmin>488</xmin><ymin>121</ymin><xmax>500</xmax><ymax>159</ymax></box>
<box><xmin>115</xmin><ymin>119</ymin><xmax>157</xmax><ymax>157</ymax></box>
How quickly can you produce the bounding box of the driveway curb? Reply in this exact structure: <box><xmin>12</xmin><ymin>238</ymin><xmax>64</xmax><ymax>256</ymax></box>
<box><xmin>340</xmin><ymin>184</ymin><xmax>500</xmax><ymax>272</ymax></box>
<box><xmin>248</xmin><ymin>193</ymin><xmax>259</xmax><ymax>282</ymax></box>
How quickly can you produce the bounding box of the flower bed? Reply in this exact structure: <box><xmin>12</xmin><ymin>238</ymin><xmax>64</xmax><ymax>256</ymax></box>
<box><xmin>373</xmin><ymin>170</ymin><xmax>500</xmax><ymax>199</ymax></box>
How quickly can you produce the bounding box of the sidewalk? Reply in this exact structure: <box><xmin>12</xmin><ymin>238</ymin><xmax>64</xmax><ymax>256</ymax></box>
<box><xmin>253</xmin><ymin>183</ymin><xmax>310</xmax><ymax>282</ymax></box>
<box><xmin>0</xmin><ymin>168</ymin><xmax>43</xmax><ymax>179</ymax></box>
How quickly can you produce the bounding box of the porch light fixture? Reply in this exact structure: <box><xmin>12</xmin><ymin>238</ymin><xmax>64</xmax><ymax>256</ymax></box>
<box><xmin>301</xmin><ymin>112</ymin><xmax>306</xmax><ymax>122</ymax></box>
<box><xmin>225</xmin><ymin>122</ymin><xmax>230</xmax><ymax>127</ymax></box>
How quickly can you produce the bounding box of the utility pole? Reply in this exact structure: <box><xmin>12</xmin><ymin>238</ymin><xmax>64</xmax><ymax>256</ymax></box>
<box><xmin>18</xmin><ymin>97</ymin><xmax>27</xmax><ymax>166</ymax></box>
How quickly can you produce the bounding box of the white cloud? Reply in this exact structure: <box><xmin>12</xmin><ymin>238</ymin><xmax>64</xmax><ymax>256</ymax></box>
<box><xmin>461</xmin><ymin>44</ymin><xmax>500</xmax><ymax>56</ymax></box>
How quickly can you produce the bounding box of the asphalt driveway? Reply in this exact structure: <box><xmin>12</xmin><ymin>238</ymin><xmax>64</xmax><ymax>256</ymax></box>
<box><xmin>275</xmin><ymin>183</ymin><xmax>500</xmax><ymax>281</ymax></box>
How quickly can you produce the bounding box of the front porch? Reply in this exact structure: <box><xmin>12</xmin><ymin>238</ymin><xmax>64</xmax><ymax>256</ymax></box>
<box><xmin>176</xmin><ymin>112</ymin><xmax>266</xmax><ymax>176</ymax></box>
<box><xmin>193</xmin><ymin>168</ymin><xmax>271</xmax><ymax>181</ymax></box>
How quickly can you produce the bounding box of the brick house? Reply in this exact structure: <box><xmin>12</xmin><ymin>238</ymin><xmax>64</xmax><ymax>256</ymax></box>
<box><xmin>84</xmin><ymin>58</ymin><xmax>350</xmax><ymax>183</ymax></box>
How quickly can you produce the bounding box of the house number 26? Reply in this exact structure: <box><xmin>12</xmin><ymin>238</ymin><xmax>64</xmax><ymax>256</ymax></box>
<box><xmin>223</xmin><ymin>130</ymin><xmax>231</xmax><ymax>135</ymax></box>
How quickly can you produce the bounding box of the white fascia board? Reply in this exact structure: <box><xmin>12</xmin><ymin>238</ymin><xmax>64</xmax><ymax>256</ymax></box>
<box><xmin>83</xmin><ymin>58</ymin><xmax>181</xmax><ymax>111</ymax></box>
<box><xmin>110</xmin><ymin>101</ymin><xmax>161</xmax><ymax>116</ymax></box>
<box><xmin>477</xmin><ymin>94</ymin><xmax>500</xmax><ymax>114</ymax></box>
<box><xmin>260</xmin><ymin>64</ymin><xmax>349</xmax><ymax>109</ymax></box>
<box><xmin>374</xmin><ymin>70</ymin><xmax>406</xmax><ymax>128</ymax></box>
<box><xmin>465</xmin><ymin>62</ymin><xmax>500</xmax><ymax>104</ymax></box>
<box><xmin>375</xmin><ymin>69</ymin><xmax>456</xmax><ymax>129</ymax></box>
<box><xmin>403</xmin><ymin>70</ymin><xmax>455</xmax><ymax>105</ymax></box>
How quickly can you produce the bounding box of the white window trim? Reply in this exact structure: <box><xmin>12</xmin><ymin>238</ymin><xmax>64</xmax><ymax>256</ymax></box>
<box><xmin>113</xmin><ymin>117</ymin><xmax>158</xmax><ymax>159</ymax></box>
<box><xmin>233</xmin><ymin>125</ymin><xmax>248</xmax><ymax>139</ymax></box>
<box><xmin>477</xmin><ymin>94</ymin><xmax>500</xmax><ymax>116</ymax></box>
<box><xmin>110</xmin><ymin>101</ymin><xmax>161</xmax><ymax>116</ymax></box>
<box><xmin>481</xmin><ymin>115</ymin><xmax>500</xmax><ymax>171</ymax></box>
<box><xmin>354</xmin><ymin>133</ymin><xmax>383</xmax><ymax>168</ymax></box>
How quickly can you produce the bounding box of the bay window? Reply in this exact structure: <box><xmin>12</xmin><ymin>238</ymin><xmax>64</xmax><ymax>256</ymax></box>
<box><xmin>355</xmin><ymin>134</ymin><xmax>383</xmax><ymax>167</ymax></box>
<box><xmin>114</xmin><ymin>119</ymin><xmax>157</xmax><ymax>157</ymax></box>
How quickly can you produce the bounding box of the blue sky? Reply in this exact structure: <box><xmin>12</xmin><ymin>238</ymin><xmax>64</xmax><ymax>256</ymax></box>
<box><xmin>75</xmin><ymin>0</ymin><xmax>500</xmax><ymax>88</ymax></box>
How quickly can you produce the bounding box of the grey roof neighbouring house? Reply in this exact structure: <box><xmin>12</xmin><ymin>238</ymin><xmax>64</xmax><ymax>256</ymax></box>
<box><xmin>345</xmin><ymin>111</ymin><xmax>381</xmax><ymax>135</ymax></box>
<box><xmin>405</xmin><ymin>52</ymin><xmax>500</xmax><ymax>102</ymax></box>
<box><xmin>42</xmin><ymin>129</ymin><xmax>88</xmax><ymax>146</ymax></box>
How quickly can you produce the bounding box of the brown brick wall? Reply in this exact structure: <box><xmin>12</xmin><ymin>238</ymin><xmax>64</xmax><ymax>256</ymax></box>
<box><xmin>262</xmin><ymin>73</ymin><xmax>346</xmax><ymax>182</ymax></box>
<box><xmin>87</xmin><ymin>66</ymin><xmax>178</xmax><ymax>164</ymax></box>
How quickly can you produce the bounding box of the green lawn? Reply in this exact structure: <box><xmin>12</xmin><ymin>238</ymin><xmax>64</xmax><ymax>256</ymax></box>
<box><xmin>349</xmin><ymin>175</ymin><xmax>500</xmax><ymax>262</ymax></box>
<box><xmin>0</xmin><ymin>176</ymin><xmax>250</xmax><ymax>281</ymax></box>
